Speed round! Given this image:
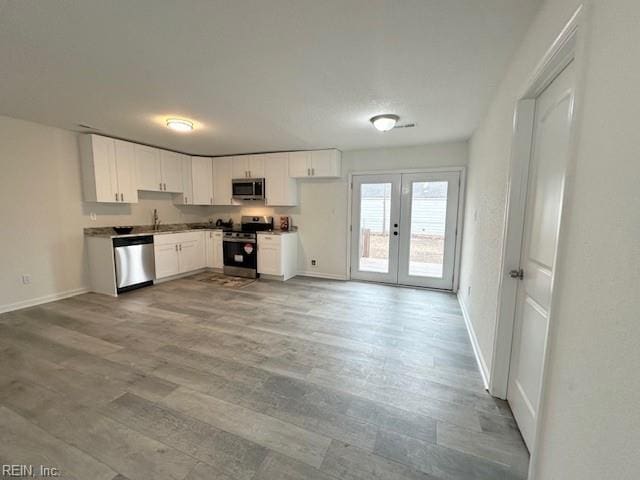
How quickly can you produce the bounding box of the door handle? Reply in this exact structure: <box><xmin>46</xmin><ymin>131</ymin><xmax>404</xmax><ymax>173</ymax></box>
<box><xmin>509</xmin><ymin>269</ymin><xmax>524</xmax><ymax>279</ymax></box>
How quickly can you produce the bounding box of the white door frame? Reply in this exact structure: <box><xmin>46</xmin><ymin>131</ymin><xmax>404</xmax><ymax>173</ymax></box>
<box><xmin>489</xmin><ymin>4</ymin><xmax>588</xmax><ymax>478</ymax></box>
<box><xmin>346</xmin><ymin>166</ymin><xmax>466</xmax><ymax>292</ymax></box>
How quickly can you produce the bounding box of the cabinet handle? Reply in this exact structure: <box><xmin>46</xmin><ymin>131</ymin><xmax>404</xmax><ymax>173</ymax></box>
<box><xmin>120</xmin><ymin>193</ymin><xmax>124</xmax><ymax>201</ymax></box>
<box><xmin>185</xmin><ymin>196</ymin><xmax>187</xmax><ymax>203</ymax></box>
<box><xmin>175</xmin><ymin>244</ymin><xmax>178</xmax><ymax>251</ymax></box>
<box><xmin>115</xmin><ymin>192</ymin><xmax>118</xmax><ymax>202</ymax></box>
<box><xmin>159</xmin><ymin>182</ymin><xmax>162</xmax><ymax>190</ymax></box>
<box><xmin>164</xmin><ymin>183</ymin><xmax>167</xmax><ymax>191</ymax></box>
<box><xmin>307</xmin><ymin>168</ymin><xmax>310</xmax><ymax>176</ymax></box>
<box><xmin>179</xmin><ymin>244</ymin><xmax>182</xmax><ymax>251</ymax></box>
<box><xmin>210</xmin><ymin>197</ymin><xmax>213</xmax><ymax>204</ymax></box>
<box><xmin>312</xmin><ymin>168</ymin><xmax>315</xmax><ymax>176</ymax></box>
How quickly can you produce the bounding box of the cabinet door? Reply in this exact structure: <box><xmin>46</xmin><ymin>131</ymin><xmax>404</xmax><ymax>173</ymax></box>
<box><xmin>179</xmin><ymin>238</ymin><xmax>205</xmax><ymax>273</ymax></box>
<box><xmin>248</xmin><ymin>155</ymin><xmax>265</xmax><ymax>178</ymax></box>
<box><xmin>311</xmin><ymin>149</ymin><xmax>341</xmax><ymax>178</ymax></box>
<box><xmin>204</xmin><ymin>231</ymin><xmax>215</xmax><ymax>268</ymax></box>
<box><xmin>154</xmin><ymin>243</ymin><xmax>180</xmax><ymax>279</ymax></box>
<box><xmin>265</xmin><ymin>153</ymin><xmax>297</xmax><ymax>206</ymax></box>
<box><xmin>91</xmin><ymin>135</ymin><xmax>119</xmax><ymax>202</ymax></box>
<box><xmin>212</xmin><ymin>156</ymin><xmax>233</xmax><ymax>205</ymax></box>
<box><xmin>191</xmin><ymin>157</ymin><xmax>213</xmax><ymax>205</ymax></box>
<box><xmin>175</xmin><ymin>154</ymin><xmax>193</xmax><ymax>204</ymax></box>
<box><xmin>135</xmin><ymin>144</ymin><xmax>162</xmax><ymax>191</ymax></box>
<box><xmin>114</xmin><ymin>139</ymin><xmax>138</xmax><ymax>203</ymax></box>
<box><xmin>213</xmin><ymin>232</ymin><xmax>224</xmax><ymax>268</ymax></box>
<box><xmin>288</xmin><ymin>151</ymin><xmax>311</xmax><ymax>178</ymax></box>
<box><xmin>160</xmin><ymin>150</ymin><xmax>184</xmax><ymax>192</ymax></box>
<box><xmin>257</xmin><ymin>245</ymin><xmax>282</xmax><ymax>275</ymax></box>
<box><xmin>232</xmin><ymin>156</ymin><xmax>249</xmax><ymax>179</ymax></box>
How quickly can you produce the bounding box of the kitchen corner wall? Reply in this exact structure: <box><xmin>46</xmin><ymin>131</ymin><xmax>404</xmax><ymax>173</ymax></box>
<box><xmin>0</xmin><ymin>112</ymin><xmax>467</xmax><ymax>310</ymax></box>
<box><xmin>0</xmin><ymin>115</ymin><xmax>212</xmax><ymax>311</ymax></box>
<box><xmin>206</xmin><ymin>142</ymin><xmax>469</xmax><ymax>280</ymax></box>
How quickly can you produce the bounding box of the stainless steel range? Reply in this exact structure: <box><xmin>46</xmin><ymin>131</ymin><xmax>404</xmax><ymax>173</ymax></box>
<box><xmin>223</xmin><ymin>216</ymin><xmax>273</xmax><ymax>278</ymax></box>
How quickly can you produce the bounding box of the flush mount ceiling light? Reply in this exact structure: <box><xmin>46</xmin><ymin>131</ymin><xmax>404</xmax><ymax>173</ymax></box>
<box><xmin>166</xmin><ymin>118</ymin><xmax>194</xmax><ymax>132</ymax></box>
<box><xmin>370</xmin><ymin>114</ymin><xmax>399</xmax><ymax>132</ymax></box>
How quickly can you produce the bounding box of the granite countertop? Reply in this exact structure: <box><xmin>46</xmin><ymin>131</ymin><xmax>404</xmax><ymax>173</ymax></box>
<box><xmin>84</xmin><ymin>223</ymin><xmax>298</xmax><ymax>238</ymax></box>
<box><xmin>257</xmin><ymin>229</ymin><xmax>298</xmax><ymax>235</ymax></box>
<box><xmin>84</xmin><ymin>223</ymin><xmax>225</xmax><ymax>238</ymax></box>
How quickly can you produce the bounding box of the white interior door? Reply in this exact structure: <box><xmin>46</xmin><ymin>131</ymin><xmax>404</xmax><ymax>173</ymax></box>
<box><xmin>350</xmin><ymin>174</ymin><xmax>401</xmax><ymax>284</ymax></box>
<box><xmin>508</xmin><ymin>61</ymin><xmax>575</xmax><ymax>450</ymax></box>
<box><xmin>398</xmin><ymin>172</ymin><xmax>460</xmax><ymax>290</ymax></box>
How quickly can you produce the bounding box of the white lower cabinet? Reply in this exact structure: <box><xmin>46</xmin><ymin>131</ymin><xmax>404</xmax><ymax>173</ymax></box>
<box><xmin>257</xmin><ymin>232</ymin><xmax>297</xmax><ymax>280</ymax></box>
<box><xmin>205</xmin><ymin>230</ymin><xmax>224</xmax><ymax>269</ymax></box>
<box><xmin>154</xmin><ymin>232</ymin><xmax>205</xmax><ymax>279</ymax></box>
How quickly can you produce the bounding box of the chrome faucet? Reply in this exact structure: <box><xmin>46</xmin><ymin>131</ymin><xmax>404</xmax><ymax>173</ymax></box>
<box><xmin>152</xmin><ymin>209</ymin><xmax>161</xmax><ymax>230</ymax></box>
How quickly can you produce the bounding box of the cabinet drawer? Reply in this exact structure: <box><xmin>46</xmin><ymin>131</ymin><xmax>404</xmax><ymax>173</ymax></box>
<box><xmin>154</xmin><ymin>231</ymin><xmax>204</xmax><ymax>246</ymax></box>
<box><xmin>258</xmin><ymin>234</ymin><xmax>281</xmax><ymax>246</ymax></box>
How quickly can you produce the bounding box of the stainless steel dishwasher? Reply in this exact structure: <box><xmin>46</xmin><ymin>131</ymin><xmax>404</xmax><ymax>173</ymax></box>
<box><xmin>113</xmin><ymin>236</ymin><xmax>155</xmax><ymax>293</ymax></box>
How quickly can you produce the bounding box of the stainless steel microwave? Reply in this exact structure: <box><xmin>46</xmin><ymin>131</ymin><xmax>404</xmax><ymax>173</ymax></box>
<box><xmin>232</xmin><ymin>178</ymin><xmax>265</xmax><ymax>201</ymax></box>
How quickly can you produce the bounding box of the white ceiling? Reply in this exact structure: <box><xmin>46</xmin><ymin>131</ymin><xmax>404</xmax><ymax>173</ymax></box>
<box><xmin>0</xmin><ymin>0</ymin><xmax>540</xmax><ymax>155</ymax></box>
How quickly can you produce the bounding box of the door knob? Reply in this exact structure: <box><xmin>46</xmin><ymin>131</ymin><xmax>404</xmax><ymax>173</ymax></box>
<box><xmin>509</xmin><ymin>269</ymin><xmax>524</xmax><ymax>279</ymax></box>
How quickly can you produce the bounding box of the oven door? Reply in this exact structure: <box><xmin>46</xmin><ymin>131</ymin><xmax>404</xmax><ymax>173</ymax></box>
<box><xmin>223</xmin><ymin>238</ymin><xmax>257</xmax><ymax>277</ymax></box>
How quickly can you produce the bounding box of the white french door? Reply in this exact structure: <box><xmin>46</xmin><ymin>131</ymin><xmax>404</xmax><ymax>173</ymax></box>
<box><xmin>350</xmin><ymin>171</ymin><xmax>460</xmax><ymax>290</ymax></box>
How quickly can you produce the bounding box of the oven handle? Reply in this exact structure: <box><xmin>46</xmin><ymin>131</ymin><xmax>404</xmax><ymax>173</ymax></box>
<box><xmin>223</xmin><ymin>238</ymin><xmax>257</xmax><ymax>244</ymax></box>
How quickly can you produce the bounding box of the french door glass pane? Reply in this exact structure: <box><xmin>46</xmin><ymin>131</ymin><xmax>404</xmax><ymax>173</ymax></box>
<box><xmin>359</xmin><ymin>183</ymin><xmax>392</xmax><ymax>273</ymax></box>
<box><xmin>408</xmin><ymin>181</ymin><xmax>448</xmax><ymax>278</ymax></box>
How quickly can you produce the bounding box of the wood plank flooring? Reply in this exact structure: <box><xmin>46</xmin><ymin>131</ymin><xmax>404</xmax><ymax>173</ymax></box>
<box><xmin>0</xmin><ymin>275</ymin><xmax>529</xmax><ymax>480</ymax></box>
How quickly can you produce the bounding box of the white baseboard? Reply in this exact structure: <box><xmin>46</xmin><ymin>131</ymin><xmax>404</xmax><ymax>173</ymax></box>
<box><xmin>457</xmin><ymin>292</ymin><xmax>490</xmax><ymax>390</ymax></box>
<box><xmin>0</xmin><ymin>287</ymin><xmax>90</xmax><ymax>314</ymax></box>
<box><xmin>296</xmin><ymin>271</ymin><xmax>348</xmax><ymax>281</ymax></box>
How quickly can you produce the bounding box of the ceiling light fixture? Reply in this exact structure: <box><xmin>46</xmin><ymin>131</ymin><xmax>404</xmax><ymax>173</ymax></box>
<box><xmin>370</xmin><ymin>114</ymin><xmax>399</xmax><ymax>132</ymax></box>
<box><xmin>166</xmin><ymin>118</ymin><xmax>194</xmax><ymax>132</ymax></box>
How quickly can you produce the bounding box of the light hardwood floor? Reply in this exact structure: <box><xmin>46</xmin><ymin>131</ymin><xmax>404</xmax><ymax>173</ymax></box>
<box><xmin>0</xmin><ymin>275</ymin><xmax>529</xmax><ymax>480</ymax></box>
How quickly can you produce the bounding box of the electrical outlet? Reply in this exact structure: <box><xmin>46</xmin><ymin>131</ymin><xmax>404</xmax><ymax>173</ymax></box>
<box><xmin>22</xmin><ymin>274</ymin><xmax>32</xmax><ymax>285</ymax></box>
<box><xmin>90</xmin><ymin>212</ymin><xmax>97</xmax><ymax>221</ymax></box>
<box><xmin>311</xmin><ymin>259</ymin><xmax>317</xmax><ymax>267</ymax></box>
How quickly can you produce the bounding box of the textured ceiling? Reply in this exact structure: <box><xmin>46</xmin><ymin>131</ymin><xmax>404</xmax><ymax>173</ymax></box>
<box><xmin>0</xmin><ymin>0</ymin><xmax>540</xmax><ymax>155</ymax></box>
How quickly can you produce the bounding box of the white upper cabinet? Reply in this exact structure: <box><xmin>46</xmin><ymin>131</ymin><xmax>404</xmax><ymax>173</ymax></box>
<box><xmin>288</xmin><ymin>149</ymin><xmax>341</xmax><ymax>178</ymax></box>
<box><xmin>265</xmin><ymin>153</ymin><xmax>298</xmax><ymax>206</ymax></box>
<box><xmin>80</xmin><ymin>134</ymin><xmax>137</xmax><ymax>203</ymax></box>
<box><xmin>174</xmin><ymin>154</ymin><xmax>193</xmax><ymax>205</ymax></box>
<box><xmin>232</xmin><ymin>155</ymin><xmax>264</xmax><ymax>179</ymax></box>
<box><xmin>288</xmin><ymin>151</ymin><xmax>311</xmax><ymax>178</ymax></box>
<box><xmin>213</xmin><ymin>156</ymin><xmax>234</xmax><ymax>205</ymax></box>
<box><xmin>232</xmin><ymin>155</ymin><xmax>249</xmax><ymax>179</ymax></box>
<box><xmin>113</xmin><ymin>140</ymin><xmax>138</xmax><ymax>203</ymax></box>
<box><xmin>135</xmin><ymin>144</ymin><xmax>162</xmax><ymax>191</ymax></box>
<box><xmin>160</xmin><ymin>150</ymin><xmax>184</xmax><ymax>192</ymax></box>
<box><xmin>191</xmin><ymin>156</ymin><xmax>213</xmax><ymax>205</ymax></box>
<box><xmin>248</xmin><ymin>155</ymin><xmax>265</xmax><ymax>178</ymax></box>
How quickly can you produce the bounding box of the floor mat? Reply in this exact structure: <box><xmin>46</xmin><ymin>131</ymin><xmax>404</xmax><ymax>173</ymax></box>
<box><xmin>195</xmin><ymin>272</ymin><xmax>256</xmax><ymax>289</ymax></box>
